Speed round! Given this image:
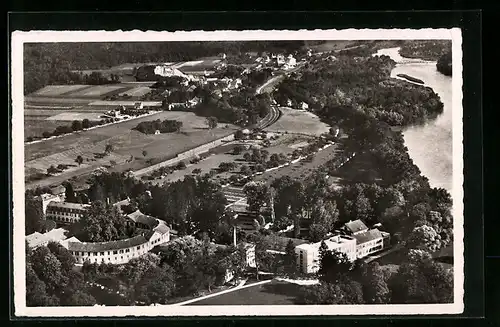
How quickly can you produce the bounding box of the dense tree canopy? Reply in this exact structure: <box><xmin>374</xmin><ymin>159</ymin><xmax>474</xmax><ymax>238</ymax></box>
<box><xmin>26</xmin><ymin>243</ymin><xmax>95</xmax><ymax>306</ymax></box>
<box><xmin>79</xmin><ymin>201</ymin><xmax>130</xmax><ymax>242</ymax></box>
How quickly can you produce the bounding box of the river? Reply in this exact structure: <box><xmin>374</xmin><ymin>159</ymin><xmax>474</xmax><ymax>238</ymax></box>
<box><xmin>373</xmin><ymin>48</ymin><xmax>453</xmax><ymax>193</ymax></box>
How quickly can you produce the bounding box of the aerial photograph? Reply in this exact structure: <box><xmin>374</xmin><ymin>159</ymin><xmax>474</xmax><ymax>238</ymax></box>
<box><xmin>20</xmin><ymin>38</ymin><xmax>456</xmax><ymax>309</ymax></box>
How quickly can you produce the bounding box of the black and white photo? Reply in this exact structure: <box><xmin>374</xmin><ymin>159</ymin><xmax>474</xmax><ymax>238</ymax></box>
<box><xmin>11</xmin><ymin>29</ymin><xmax>463</xmax><ymax>316</ymax></box>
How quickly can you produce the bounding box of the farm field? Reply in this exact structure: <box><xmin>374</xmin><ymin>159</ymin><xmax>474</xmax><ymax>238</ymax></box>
<box><xmin>187</xmin><ymin>280</ymin><xmax>303</xmax><ymax>305</ymax></box>
<box><xmin>264</xmin><ymin>108</ymin><xmax>330</xmax><ymax>136</ymax></box>
<box><xmin>33</xmin><ymin>85</ymin><xmax>92</xmax><ymax>97</ymax></box>
<box><xmin>25</xmin><ymin>111</ymin><xmax>238</xmax><ymax>189</ymax></box>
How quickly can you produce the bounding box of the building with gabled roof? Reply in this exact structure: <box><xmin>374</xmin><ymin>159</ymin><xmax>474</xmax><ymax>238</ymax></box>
<box><xmin>343</xmin><ymin>219</ymin><xmax>369</xmax><ymax>235</ymax></box>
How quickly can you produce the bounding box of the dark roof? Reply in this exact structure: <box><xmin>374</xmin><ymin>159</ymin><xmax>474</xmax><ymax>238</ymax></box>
<box><xmin>352</xmin><ymin>229</ymin><xmax>383</xmax><ymax>245</ymax></box>
<box><xmin>344</xmin><ymin>220</ymin><xmax>369</xmax><ymax>234</ymax></box>
<box><xmin>68</xmin><ymin>235</ymin><xmax>148</xmax><ymax>252</ymax></box>
<box><xmin>127</xmin><ymin>210</ymin><xmax>158</xmax><ymax>228</ymax></box>
<box><xmin>154</xmin><ymin>224</ymin><xmax>170</xmax><ymax>235</ymax></box>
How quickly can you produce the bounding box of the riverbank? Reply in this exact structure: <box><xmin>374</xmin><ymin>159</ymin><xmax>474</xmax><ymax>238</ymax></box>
<box><xmin>374</xmin><ymin>47</ymin><xmax>452</xmax><ymax>193</ymax></box>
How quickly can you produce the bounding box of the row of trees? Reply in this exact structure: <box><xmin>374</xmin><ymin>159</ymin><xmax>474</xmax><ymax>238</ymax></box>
<box><xmin>134</xmin><ymin>119</ymin><xmax>183</xmax><ymax>134</ymax></box>
<box><xmin>27</xmin><ymin>118</ymin><xmax>114</xmax><ymax>142</ymax></box>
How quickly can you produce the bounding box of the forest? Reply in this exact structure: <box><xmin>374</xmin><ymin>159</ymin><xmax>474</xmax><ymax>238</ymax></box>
<box><xmin>399</xmin><ymin>40</ymin><xmax>452</xmax><ymax>61</ymax></box>
<box><xmin>24</xmin><ymin>41</ymin><xmax>304</xmax><ymax>94</ymax></box>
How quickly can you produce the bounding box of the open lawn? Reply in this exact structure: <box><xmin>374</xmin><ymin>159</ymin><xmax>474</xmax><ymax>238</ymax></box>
<box><xmin>188</xmin><ymin>280</ymin><xmax>304</xmax><ymax>305</ymax></box>
<box><xmin>264</xmin><ymin>108</ymin><xmax>330</xmax><ymax>136</ymax></box>
<box><xmin>25</xmin><ymin>111</ymin><xmax>238</xmax><ymax>189</ymax></box>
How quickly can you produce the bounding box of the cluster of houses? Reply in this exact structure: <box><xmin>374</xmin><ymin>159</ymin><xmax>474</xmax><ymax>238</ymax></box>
<box><xmin>255</xmin><ymin>53</ymin><xmax>297</xmax><ymax>70</ymax></box>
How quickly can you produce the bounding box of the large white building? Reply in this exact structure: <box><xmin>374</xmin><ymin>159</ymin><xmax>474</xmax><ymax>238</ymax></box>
<box><xmin>295</xmin><ymin>235</ymin><xmax>357</xmax><ymax>274</ymax></box>
<box><xmin>64</xmin><ymin>213</ymin><xmax>170</xmax><ymax>265</ymax></box>
<box><xmin>295</xmin><ymin>220</ymin><xmax>390</xmax><ymax>274</ymax></box>
<box><xmin>45</xmin><ymin>202</ymin><xmax>91</xmax><ymax>225</ymax></box>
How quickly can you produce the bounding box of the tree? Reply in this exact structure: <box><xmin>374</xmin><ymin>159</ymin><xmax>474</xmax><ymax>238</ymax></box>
<box><xmin>104</xmin><ymin>144</ymin><xmax>114</xmax><ymax>155</ymax></box>
<box><xmin>29</xmin><ymin>246</ymin><xmax>67</xmax><ymax>295</ymax></box>
<box><xmin>71</xmin><ymin>120</ymin><xmax>83</xmax><ymax>131</ymax></box>
<box><xmin>65</xmin><ymin>290</ymin><xmax>97</xmax><ymax>306</ymax></box>
<box><xmin>63</xmin><ymin>182</ymin><xmax>77</xmax><ymax>203</ymax></box>
<box><xmin>47</xmin><ymin>241</ymin><xmax>76</xmax><ymax>272</ymax></box>
<box><xmin>80</xmin><ymin>200</ymin><xmax>128</xmax><ymax>242</ymax></box>
<box><xmin>308</xmin><ymin>199</ymin><xmax>339</xmax><ymax>241</ymax></box>
<box><xmin>406</xmin><ymin>224</ymin><xmax>443</xmax><ymax>253</ymax></box>
<box><xmin>361</xmin><ymin>262</ymin><xmax>390</xmax><ymax>304</ymax></box>
<box><xmin>299</xmin><ymin>276</ymin><xmax>364</xmax><ymax>304</ymax></box>
<box><xmin>133</xmin><ymin>264</ymin><xmax>176</xmax><ymax>305</ymax></box>
<box><xmin>26</xmin><ymin>262</ymin><xmax>59</xmax><ymax>306</ymax></box>
<box><xmin>243</xmin><ymin>181</ymin><xmax>270</xmax><ymax>212</ymax></box>
<box><xmin>47</xmin><ymin>165</ymin><xmax>59</xmax><ymax>175</ymax></box>
<box><xmin>142</xmin><ymin>150</ymin><xmax>148</xmax><ymax>157</ymax></box>
<box><xmin>206</xmin><ymin>116</ymin><xmax>218</xmax><ymax>130</ymax></box>
<box><xmin>76</xmin><ymin>155</ymin><xmax>84</xmax><ymax>166</ymax></box>
<box><xmin>317</xmin><ymin>249</ymin><xmax>352</xmax><ymax>284</ymax></box>
<box><xmin>388</xmin><ymin>256</ymin><xmax>453</xmax><ymax>304</ymax></box>
<box><xmin>240</xmin><ymin>165</ymin><xmax>251</xmax><ymax>175</ymax></box>
<box><xmin>25</xmin><ymin>193</ymin><xmax>44</xmax><ymax>234</ymax></box>
<box><xmin>283</xmin><ymin>239</ymin><xmax>297</xmax><ymax>275</ymax></box>
<box><xmin>82</xmin><ymin>119</ymin><xmax>91</xmax><ymax>129</ymax></box>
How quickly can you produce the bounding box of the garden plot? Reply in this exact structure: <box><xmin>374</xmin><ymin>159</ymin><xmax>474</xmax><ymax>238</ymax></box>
<box><xmin>32</xmin><ymin>85</ymin><xmax>90</xmax><ymax>96</ymax></box>
<box><xmin>264</xmin><ymin>108</ymin><xmax>331</xmax><ymax>136</ymax></box>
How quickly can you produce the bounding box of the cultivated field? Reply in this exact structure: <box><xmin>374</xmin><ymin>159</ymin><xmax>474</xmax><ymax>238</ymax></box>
<box><xmin>264</xmin><ymin>108</ymin><xmax>330</xmax><ymax>136</ymax></box>
<box><xmin>69</xmin><ymin>85</ymin><xmax>129</xmax><ymax>97</ymax></box>
<box><xmin>25</xmin><ymin>111</ymin><xmax>238</xmax><ymax>188</ymax></box>
<box><xmin>33</xmin><ymin>85</ymin><xmax>92</xmax><ymax>97</ymax></box>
